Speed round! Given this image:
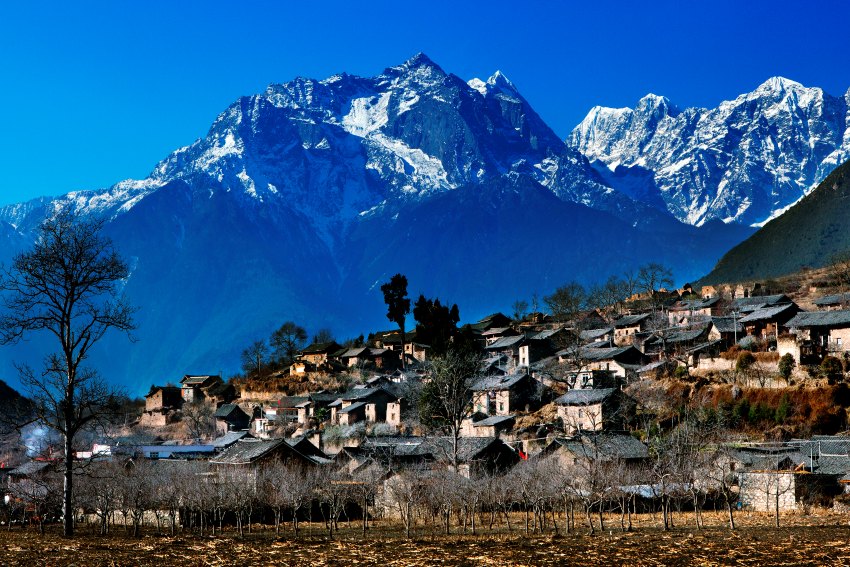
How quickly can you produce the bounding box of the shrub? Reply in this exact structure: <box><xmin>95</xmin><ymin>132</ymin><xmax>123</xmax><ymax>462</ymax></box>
<box><xmin>821</xmin><ymin>356</ymin><xmax>844</xmax><ymax>380</ymax></box>
<box><xmin>736</xmin><ymin>351</ymin><xmax>757</xmax><ymax>372</ymax></box>
<box><xmin>778</xmin><ymin>353</ymin><xmax>796</xmax><ymax>381</ymax></box>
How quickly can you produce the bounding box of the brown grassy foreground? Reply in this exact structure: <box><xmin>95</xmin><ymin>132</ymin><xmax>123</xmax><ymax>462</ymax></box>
<box><xmin>2</xmin><ymin>511</ymin><xmax>850</xmax><ymax>566</ymax></box>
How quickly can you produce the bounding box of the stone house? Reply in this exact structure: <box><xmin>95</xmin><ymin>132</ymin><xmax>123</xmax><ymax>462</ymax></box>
<box><xmin>180</xmin><ymin>375</ymin><xmax>235</xmax><ymax>406</ymax></box>
<box><xmin>613</xmin><ymin>314</ymin><xmax>651</xmax><ymax>346</ymax></box>
<box><xmin>708</xmin><ymin>316</ymin><xmax>745</xmax><ymax>347</ymax></box>
<box><xmin>538</xmin><ymin>432</ymin><xmax>649</xmax><ymax>469</ymax></box>
<box><xmin>470</xmin><ymin>372</ymin><xmax>538</xmax><ymax>416</ymax></box>
<box><xmin>563</xmin><ymin>345</ymin><xmax>648</xmax><ymax>380</ymax></box>
<box><xmin>460</xmin><ymin>415</ymin><xmax>515</xmax><ymax>439</ymax></box>
<box><xmin>214</xmin><ymin>404</ymin><xmax>251</xmax><ymax>436</ymax></box>
<box><xmin>140</xmin><ymin>386</ymin><xmax>183</xmax><ymax>427</ymax></box>
<box><xmin>784</xmin><ymin>310</ymin><xmax>850</xmax><ymax>364</ymax></box>
<box><xmin>738</xmin><ymin>303</ymin><xmax>800</xmax><ymax>340</ymax></box>
<box><xmin>328</xmin><ymin>387</ymin><xmax>398</xmax><ymax>425</ymax></box>
<box><xmin>667</xmin><ymin>296</ymin><xmax>722</xmax><ymax>326</ymax></box>
<box><xmin>813</xmin><ymin>293</ymin><xmax>850</xmax><ymax>311</ymax></box>
<box><xmin>299</xmin><ymin>341</ymin><xmax>343</xmax><ymax>367</ymax></box>
<box><xmin>554</xmin><ymin>388</ymin><xmax>633</xmax><ymax>434</ymax></box>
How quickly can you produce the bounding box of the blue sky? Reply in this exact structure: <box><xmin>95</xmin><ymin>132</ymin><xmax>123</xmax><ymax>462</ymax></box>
<box><xmin>1</xmin><ymin>0</ymin><xmax>847</xmax><ymax>207</ymax></box>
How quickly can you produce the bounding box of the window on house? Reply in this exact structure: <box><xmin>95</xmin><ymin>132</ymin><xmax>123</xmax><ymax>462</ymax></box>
<box><xmin>499</xmin><ymin>403</ymin><xmax>504</xmax><ymax>412</ymax></box>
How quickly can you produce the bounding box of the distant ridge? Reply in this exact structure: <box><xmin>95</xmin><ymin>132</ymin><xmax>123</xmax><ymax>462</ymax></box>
<box><xmin>701</xmin><ymin>159</ymin><xmax>850</xmax><ymax>284</ymax></box>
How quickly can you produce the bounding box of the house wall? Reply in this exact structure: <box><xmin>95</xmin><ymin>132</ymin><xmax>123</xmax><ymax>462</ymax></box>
<box><xmin>739</xmin><ymin>471</ymin><xmax>797</xmax><ymax>513</ymax></box>
<box><xmin>777</xmin><ymin>336</ymin><xmax>800</xmax><ymax>362</ymax></box>
<box><xmin>614</xmin><ymin>326</ymin><xmax>640</xmax><ymax>346</ymax></box>
<box><xmin>694</xmin><ymin>356</ymin><xmax>735</xmax><ymax>372</ymax></box>
<box><xmin>303</xmin><ymin>353</ymin><xmax>327</xmax><ymax>365</ymax></box>
<box><xmin>558</xmin><ymin>403</ymin><xmax>603</xmax><ymax>434</ymax></box>
<box><xmin>145</xmin><ymin>391</ymin><xmax>165</xmax><ymax>412</ymax></box>
<box><xmin>830</xmin><ymin>328</ymin><xmax>850</xmax><ymax>353</ymax></box>
<box><xmin>297</xmin><ymin>406</ymin><xmax>310</xmax><ymax>425</ymax></box>
<box><xmin>386</xmin><ymin>402</ymin><xmax>402</xmax><ymax>427</ymax></box>
<box><xmin>588</xmin><ymin>360</ymin><xmax>627</xmax><ymax>378</ymax></box>
<box><xmin>472</xmin><ymin>392</ymin><xmax>490</xmax><ymax>415</ymax></box>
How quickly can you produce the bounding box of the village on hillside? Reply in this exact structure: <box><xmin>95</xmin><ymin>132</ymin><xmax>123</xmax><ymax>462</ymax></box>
<box><xmin>7</xmin><ymin>262</ymin><xmax>850</xmax><ymax>534</ymax></box>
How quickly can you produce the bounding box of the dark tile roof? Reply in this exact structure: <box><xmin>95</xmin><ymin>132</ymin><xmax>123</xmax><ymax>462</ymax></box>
<box><xmin>733</xmin><ymin>294</ymin><xmax>791</xmax><ymax>310</ymax></box>
<box><xmin>711</xmin><ymin>316</ymin><xmax>744</xmax><ymax>334</ymax></box>
<box><xmin>470</xmin><ymin>373</ymin><xmax>529</xmax><ymax>391</ymax></box>
<box><xmin>473</xmin><ymin>415</ymin><xmax>516</xmax><ymax>427</ymax></box>
<box><xmin>211</xmin><ymin>438</ymin><xmax>288</xmax><ymax>464</ymax></box>
<box><xmin>739</xmin><ymin>303</ymin><xmax>798</xmax><ymax>323</ymax></box>
<box><xmin>578</xmin><ymin>345</ymin><xmax>640</xmax><ymax>361</ymax></box>
<box><xmin>428</xmin><ymin>436</ymin><xmax>507</xmax><ymax>463</ymax></box>
<box><xmin>485</xmin><ymin>335</ymin><xmax>526</xmax><ymax>350</ymax></box>
<box><xmin>339</xmin><ymin>401</ymin><xmax>366</xmax><ymax>414</ymax></box>
<box><xmin>211</xmin><ymin>430</ymin><xmax>251</xmax><ymax>449</ymax></box>
<box><xmin>787</xmin><ymin>310</ymin><xmax>850</xmax><ymax>328</ymax></box>
<box><xmin>213</xmin><ymin>404</ymin><xmax>245</xmax><ymax>419</ymax></box>
<box><xmin>814</xmin><ymin>293</ymin><xmax>850</xmax><ymax>307</ymax></box>
<box><xmin>552</xmin><ymin>433</ymin><xmax>648</xmax><ymax>461</ymax></box>
<box><xmin>8</xmin><ymin>460</ymin><xmax>52</xmax><ymax>477</ymax></box>
<box><xmin>554</xmin><ymin>388</ymin><xmax>617</xmax><ymax>405</ymax></box>
<box><xmin>613</xmin><ymin>313</ymin><xmax>650</xmax><ymax>327</ymax></box>
<box><xmin>301</xmin><ymin>341</ymin><xmax>343</xmax><ymax>355</ymax></box>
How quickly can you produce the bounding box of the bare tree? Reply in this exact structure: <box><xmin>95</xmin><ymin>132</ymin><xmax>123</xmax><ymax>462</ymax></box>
<box><xmin>544</xmin><ymin>281</ymin><xmax>588</xmax><ymax>323</ymax></box>
<box><xmin>0</xmin><ymin>209</ymin><xmax>136</xmax><ymax>536</ymax></box>
<box><xmin>241</xmin><ymin>339</ymin><xmax>269</xmax><ymax>377</ymax></box>
<box><xmin>637</xmin><ymin>263</ymin><xmax>674</xmax><ymax>313</ymax></box>
<box><xmin>512</xmin><ymin>299</ymin><xmax>529</xmax><ymax>322</ymax></box>
<box><xmin>270</xmin><ymin>321</ymin><xmax>308</xmax><ymax>367</ymax></box>
<box><xmin>419</xmin><ymin>348</ymin><xmax>483</xmax><ymax>469</ymax></box>
<box><xmin>182</xmin><ymin>401</ymin><xmax>215</xmax><ymax>440</ymax></box>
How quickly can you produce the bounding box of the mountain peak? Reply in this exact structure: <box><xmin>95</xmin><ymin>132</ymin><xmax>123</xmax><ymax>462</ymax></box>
<box><xmin>756</xmin><ymin>76</ymin><xmax>806</xmax><ymax>94</ymax></box>
<box><xmin>401</xmin><ymin>52</ymin><xmax>439</xmax><ymax>70</ymax></box>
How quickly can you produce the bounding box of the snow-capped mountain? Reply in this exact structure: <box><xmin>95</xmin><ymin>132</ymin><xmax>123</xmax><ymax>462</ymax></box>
<box><xmin>570</xmin><ymin>77</ymin><xmax>850</xmax><ymax>227</ymax></box>
<box><xmin>0</xmin><ymin>54</ymin><xmax>751</xmax><ymax>391</ymax></box>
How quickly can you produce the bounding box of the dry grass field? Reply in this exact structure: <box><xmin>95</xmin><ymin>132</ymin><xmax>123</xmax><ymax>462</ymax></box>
<box><xmin>2</xmin><ymin>511</ymin><xmax>850</xmax><ymax>566</ymax></box>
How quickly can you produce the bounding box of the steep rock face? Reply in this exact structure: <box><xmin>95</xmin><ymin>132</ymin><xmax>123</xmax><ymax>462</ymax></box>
<box><xmin>570</xmin><ymin>78</ymin><xmax>850</xmax><ymax>226</ymax></box>
<box><xmin>0</xmin><ymin>54</ymin><xmax>751</xmax><ymax>391</ymax></box>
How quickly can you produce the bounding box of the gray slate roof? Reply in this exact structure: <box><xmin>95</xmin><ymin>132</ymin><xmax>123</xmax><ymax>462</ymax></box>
<box><xmin>212</xmin><ymin>439</ymin><xmax>286</xmax><ymax>464</ymax></box>
<box><xmin>470</xmin><ymin>373</ymin><xmax>528</xmax><ymax>391</ymax></box>
<box><xmin>733</xmin><ymin>294</ymin><xmax>791</xmax><ymax>311</ymax></box>
<box><xmin>211</xmin><ymin>430</ymin><xmax>250</xmax><ymax>449</ymax></box>
<box><xmin>613</xmin><ymin>313</ymin><xmax>650</xmax><ymax>327</ymax></box>
<box><xmin>339</xmin><ymin>401</ymin><xmax>366</xmax><ymax>414</ymax></box>
<box><xmin>8</xmin><ymin>460</ymin><xmax>52</xmax><ymax>477</ymax></box>
<box><xmin>485</xmin><ymin>335</ymin><xmax>525</xmax><ymax>350</ymax></box>
<box><xmin>814</xmin><ymin>293</ymin><xmax>850</xmax><ymax>307</ymax></box>
<box><xmin>786</xmin><ymin>310</ymin><xmax>850</xmax><ymax>329</ymax></box>
<box><xmin>552</xmin><ymin>433</ymin><xmax>648</xmax><ymax>461</ymax></box>
<box><xmin>711</xmin><ymin>316</ymin><xmax>744</xmax><ymax>334</ymax></box>
<box><xmin>554</xmin><ymin>388</ymin><xmax>616</xmax><ymax>405</ymax></box>
<box><xmin>213</xmin><ymin>403</ymin><xmax>245</xmax><ymax>419</ymax></box>
<box><xmin>739</xmin><ymin>303</ymin><xmax>797</xmax><ymax>323</ymax></box>
<box><xmin>580</xmin><ymin>328</ymin><xmax>613</xmax><ymax>341</ymax></box>
<box><xmin>473</xmin><ymin>415</ymin><xmax>516</xmax><ymax>427</ymax></box>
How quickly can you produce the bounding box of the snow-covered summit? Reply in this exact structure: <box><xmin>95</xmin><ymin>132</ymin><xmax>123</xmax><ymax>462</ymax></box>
<box><xmin>570</xmin><ymin>78</ymin><xmax>850</xmax><ymax>226</ymax></box>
